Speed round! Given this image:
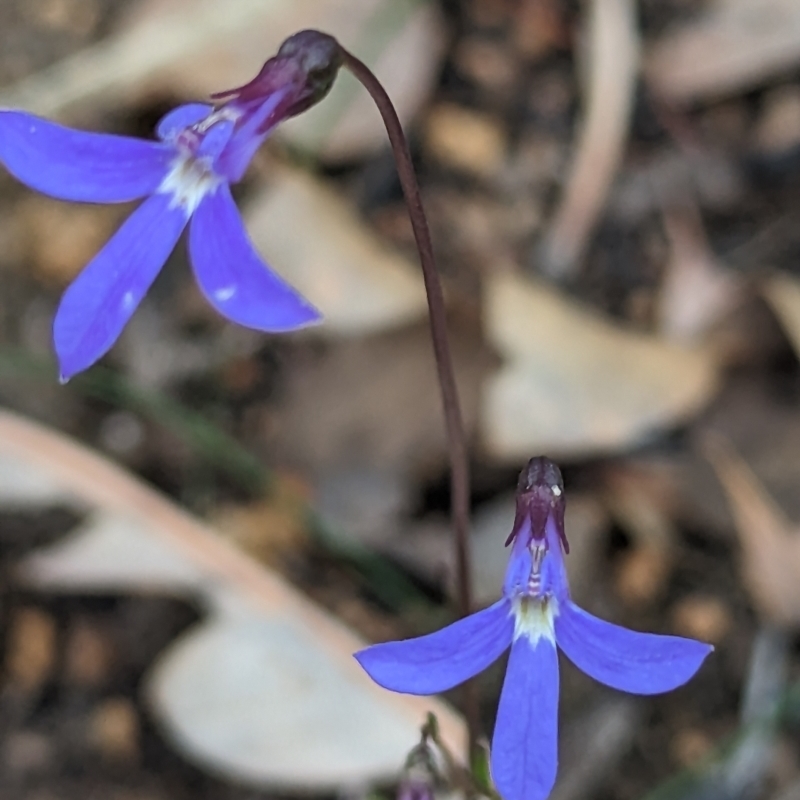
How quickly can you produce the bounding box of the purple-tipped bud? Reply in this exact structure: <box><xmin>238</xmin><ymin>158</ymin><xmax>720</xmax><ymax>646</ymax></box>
<box><xmin>397</xmin><ymin>720</ymin><xmax>444</xmax><ymax>800</ymax></box>
<box><xmin>211</xmin><ymin>30</ymin><xmax>342</xmax><ymax>127</ymax></box>
<box><xmin>506</xmin><ymin>456</ymin><xmax>568</xmax><ymax>553</ymax></box>
<box><xmin>397</xmin><ymin>777</ymin><xmax>435</xmax><ymax>800</ymax></box>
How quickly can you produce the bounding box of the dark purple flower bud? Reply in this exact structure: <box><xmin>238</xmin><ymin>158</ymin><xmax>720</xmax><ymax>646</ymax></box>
<box><xmin>211</xmin><ymin>29</ymin><xmax>342</xmax><ymax>129</ymax></box>
<box><xmin>397</xmin><ymin>777</ymin><xmax>435</xmax><ymax>800</ymax></box>
<box><xmin>397</xmin><ymin>720</ymin><xmax>443</xmax><ymax>800</ymax></box>
<box><xmin>506</xmin><ymin>456</ymin><xmax>568</xmax><ymax>553</ymax></box>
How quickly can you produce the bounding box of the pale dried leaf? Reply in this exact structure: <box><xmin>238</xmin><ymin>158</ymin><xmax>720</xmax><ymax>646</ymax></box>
<box><xmin>0</xmin><ymin>0</ymin><xmax>445</xmax><ymax>162</ymax></box>
<box><xmin>540</xmin><ymin>0</ymin><xmax>639</xmax><ymax>278</ymax></box>
<box><xmin>148</xmin><ymin>611</ymin><xmax>424</xmax><ymax>788</ymax></box>
<box><xmin>658</xmin><ymin>207</ymin><xmax>742</xmax><ymax>343</ymax></box>
<box><xmin>0</xmin><ymin>410</ymin><xmax>465</xmax><ymax>789</ymax></box>
<box><xmin>645</xmin><ymin>0</ymin><xmax>800</xmax><ymax>103</ymax></box>
<box><xmin>0</xmin><ymin>452</ymin><xmax>77</xmax><ymax>506</ymax></box>
<box><xmin>704</xmin><ymin>435</ymin><xmax>800</xmax><ymax>627</ymax></box>
<box><xmin>246</xmin><ymin>167</ymin><xmax>427</xmax><ymax>336</ymax></box>
<box><xmin>19</xmin><ymin>510</ymin><xmax>207</xmax><ymax>593</ymax></box>
<box><xmin>762</xmin><ymin>271</ymin><xmax>800</xmax><ymax>359</ymax></box>
<box><xmin>482</xmin><ymin>272</ymin><xmax>718</xmax><ymax>459</ymax></box>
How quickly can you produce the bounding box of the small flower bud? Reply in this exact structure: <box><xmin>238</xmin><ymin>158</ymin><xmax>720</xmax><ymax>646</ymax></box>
<box><xmin>276</xmin><ymin>30</ymin><xmax>342</xmax><ymax>116</ymax></box>
<box><xmin>397</xmin><ymin>776</ymin><xmax>435</xmax><ymax>800</ymax></box>
<box><xmin>506</xmin><ymin>456</ymin><xmax>568</xmax><ymax>552</ymax></box>
<box><xmin>211</xmin><ymin>29</ymin><xmax>342</xmax><ymax>127</ymax></box>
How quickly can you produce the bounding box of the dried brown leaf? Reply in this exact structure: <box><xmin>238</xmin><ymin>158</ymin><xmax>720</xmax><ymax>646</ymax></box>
<box><xmin>704</xmin><ymin>434</ymin><xmax>800</xmax><ymax>627</ymax></box>
<box><xmin>670</xmin><ymin>595</ymin><xmax>731</xmax><ymax>644</ymax></box>
<box><xmin>209</xmin><ymin>475</ymin><xmax>309</xmax><ymax>566</ymax></box>
<box><xmin>762</xmin><ymin>271</ymin><xmax>800</xmax><ymax>359</ymax></box>
<box><xmin>5</xmin><ymin>607</ymin><xmax>57</xmax><ymax>692</ymax></box>
<box><xmin>424</xmin><ymin>105</ymin><xmax>507</xmax><ymax>178</ymax></box>
<box><xmin>90</xmin><ymin>697</ymin><xmax>140</xmax><ymax>761</ymax></box>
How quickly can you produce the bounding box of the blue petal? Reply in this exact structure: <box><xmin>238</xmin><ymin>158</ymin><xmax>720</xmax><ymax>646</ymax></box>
<box><xmin>354</xmin><ymin>600</ymin><xmax>514</xmax><ymax>695</ymax></box>
<box><xmin>54</xmin><ymin>193</ymin><xmax>188</xmax><ymax>380</ymax></box>
<box><xmin>197</xmin><ymin>120</ymin><xmax>235</xmax><ymax>161</ymax></box>
<box><xmin>189</xmin><ymin>184</ymin><xmax>320</xmax><ymax>331</ymax></box>
<box><xmin>156</xmin><ymin>104</ymin><xmax>213</xmax><ymax>141</ymax></box>
<box><xmin>503</xmin><ymin>534</ymin><xmax>533</xmax><ymax>598</ymax></box>
<box><xmin>555</xmin><ymin>600</ymin><xmax>713</xmax><ymax>695</ymax></box>
<box><xmin>214</xmin><ymin>90</ymin><xmax>287</xmax><ymax>182</ymax></box>
<box><xmin>0</xmin><ymin>110</ymin><xmax>173</xmax><ymax>202</ymax></box>
<box><xmin>492</xmin><ymin>636</ymin><xmax>559</xmax><ymax>800</ymax></box>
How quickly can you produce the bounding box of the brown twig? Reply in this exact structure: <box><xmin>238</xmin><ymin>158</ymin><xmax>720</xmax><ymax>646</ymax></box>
<box><xmin>338</xmin><ymin>46</ymin><xmax>479</xmax><ymax>756</ymax></box>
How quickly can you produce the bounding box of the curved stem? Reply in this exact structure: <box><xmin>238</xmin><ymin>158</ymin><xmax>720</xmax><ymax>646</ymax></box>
<box><xmin>338</xmin><ymin>46</ymin><xmax>478</xmax><ymax>752</ymax></box>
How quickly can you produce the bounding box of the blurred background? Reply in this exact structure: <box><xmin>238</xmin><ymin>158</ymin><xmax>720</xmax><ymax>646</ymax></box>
<box><xmin>1</xmin><ymin>0</ymin><xmax>800</xmax><ymax>798</ymax></box>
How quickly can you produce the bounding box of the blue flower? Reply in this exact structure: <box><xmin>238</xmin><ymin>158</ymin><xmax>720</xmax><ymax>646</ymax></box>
<box><xmin>355</xmin><ymin>457</ymin><xmax>712</xmax><ymax>800</ymax></box>
<box><xmin>0</xmin><ymin>30</ymin><xmax>342</xmax><ymax>381</ymax></box>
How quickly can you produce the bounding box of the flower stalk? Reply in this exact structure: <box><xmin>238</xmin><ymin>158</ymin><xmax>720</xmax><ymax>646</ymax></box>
<box><xmin>336</xmin><ymin>43</ymin><xmax>479</xmax><ymax>754</ymax></box>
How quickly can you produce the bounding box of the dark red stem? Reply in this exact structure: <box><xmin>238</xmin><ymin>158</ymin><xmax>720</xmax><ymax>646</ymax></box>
<box><xmin>338</xmin><ymin>47</ymin><xmax>478</xmax><ymax>754</ymax></box>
